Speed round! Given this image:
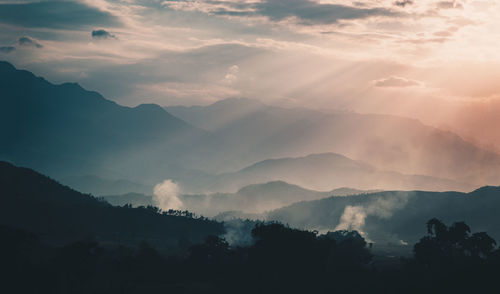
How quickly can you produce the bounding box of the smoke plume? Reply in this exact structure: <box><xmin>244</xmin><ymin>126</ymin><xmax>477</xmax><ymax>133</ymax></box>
<box><xmin>221</xmin><ymin>219</ymin><xmax>256</xmax><ymax>247</ymax></box>
<box><xmin>334</xmin><ymin>193</ymin><xmax>410</xmax><ymax>240</ymax></box>
<box><xmin>153</xmin><ymin>179</ymin><xmax>183</xmax><ymax>210</ymax></box>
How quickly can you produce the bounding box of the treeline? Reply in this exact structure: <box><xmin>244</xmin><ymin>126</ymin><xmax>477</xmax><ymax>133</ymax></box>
<box><xmin>2</xmin><ymin>219</ymin><xmax>500</xmax><ymax>294</ymax></box>
<box><xmin>116</xmin><ymin>204</ymin><xmax>210</xmax><ymax>220</ymax></box>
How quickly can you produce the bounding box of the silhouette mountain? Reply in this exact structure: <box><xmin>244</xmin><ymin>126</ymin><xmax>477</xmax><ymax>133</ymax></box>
<box><xmin>0</xmin><ymin>61</ymin><xmax>213</xmax><ymax>185</ymax></box>
<box><xmin>0</xmin><ymin>161</ymin><xmax>223</xmax><ymax>248</ymax></box>
<box><xmin>167</xmin><ymin>98</ymin><xmax>500</xmax><ymax>187</ymax></box>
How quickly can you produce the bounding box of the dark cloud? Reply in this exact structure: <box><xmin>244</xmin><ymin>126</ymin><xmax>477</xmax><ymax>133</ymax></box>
<box><xmin>172</xmin><ymin>0</ymin><xmax>401</xmax><ymax>25</ymax></box>
<box><xmin>0</xmin><ymin>46</ymin><xmax>15</xmax><ymax>54</ymax></box>
<box><xmin>374</xmin><ymin>76</ymin><xmax>420</xmax><ymax>88</ymax></box>
<box><xmin>256</xmin><ymin>0</ymin><xmax>400</xmax><ymax>25</ymax></box>
<box><xmin>0</xmin><ymin>1</ymin><xmax>119</xmax><ymax>29</ymax></box>
<box><xmin>92</xmin><ymin>29</ymin><xmax>116</xmax><ymax>40</ymax></box>
<box><xmin>18</xmin><ymin>37</ymin><xmax>43</xmax><ymax>48</ymax></box>
<box><xmin>393</xmin><ymin>0</ymin><xmax>414</xmax><ymax>7</ymax></box>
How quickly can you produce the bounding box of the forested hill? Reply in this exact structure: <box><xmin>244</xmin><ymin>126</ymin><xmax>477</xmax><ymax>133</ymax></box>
<box><xmin>267</xmin><ymin>186</ymin><xmax>500</xmax><ymax>244</ymax></box>
<box><xmin>0</xmin><ymin>161</ymin><xmax>223</xmax><ymax>250</ymax></box>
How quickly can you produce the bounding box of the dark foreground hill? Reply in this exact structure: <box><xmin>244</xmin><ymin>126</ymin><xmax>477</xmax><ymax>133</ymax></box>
<box><xmin>3</xmin><ymin>219</ymin><xmax>500</xmax><ymax>294</ymax></box>
<box><xmin>2</xmin><ymin>163</ymin><xmax>500</xmax><ymax>294</ymax></box>
<box><xmin>0</xmin><ymin>161</ymin><xmax>223</xmax><ymax>250</ymax></box>
<box><xmin>267</xmin><ymin>186</ymin><xmax>500</xmax><ymax>244</ymax></box>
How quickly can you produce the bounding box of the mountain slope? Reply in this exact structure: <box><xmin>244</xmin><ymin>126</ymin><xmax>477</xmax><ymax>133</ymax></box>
<box><xmin>0</xmin><ymin>61</ymin><xmax>214</xmax><ymax>184</ymax></box>
<box><xmin>0</xmin><ymin>161</ymin><xmax>223</xmax><ymax>248</ymax></box>
<box><xmin>266</xmin><ymin>186</ymin><xmax>500</xmax><ymax>244</ymax></box>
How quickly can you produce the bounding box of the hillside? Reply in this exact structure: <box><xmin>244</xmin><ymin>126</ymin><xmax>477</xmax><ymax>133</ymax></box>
<box><xmin>267</xmin><ymin>186</ymin><xmax>500</xmax><ymax>244</ymax></box>
<box><xmin>0</xmin><ymin>61</ymin><xmax>214</xmax><ymax>186</ymax></box>
<box><xmin>0</xmin><ymin>161</ymin><xmax>223</xmax><ymax>249</ymax></box>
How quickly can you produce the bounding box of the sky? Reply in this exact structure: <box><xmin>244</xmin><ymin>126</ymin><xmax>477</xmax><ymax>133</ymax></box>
<box><xmin>1</xmin><ymin>0</ymin><xmax>500</xmax><ymax>148</ymax></box>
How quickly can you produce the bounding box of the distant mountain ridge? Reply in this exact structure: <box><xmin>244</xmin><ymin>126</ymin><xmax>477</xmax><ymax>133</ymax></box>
<box><xmin>167</xmin><ymin>98</ymin><xmax>500</xmax><ymax>187</ymax></box>
<box><xmin>101</xmin><ymin>180</ymin><xmax>377</xmax><ymax>217</ymax></box>
<box><xmin>180</xmin><ymin>180</ymin><xmax>377</xmax><ymax>216</ymax></box>
<box><xmin>202</xmin><ymin>153</ymin><xmax>473</xmax><ymax>193</ymax></box>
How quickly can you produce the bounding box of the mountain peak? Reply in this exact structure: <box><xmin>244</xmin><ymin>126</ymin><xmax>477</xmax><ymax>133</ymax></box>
<box><xmin>236</xmin><ymin>180</ymin><xmax>305</xmax><ymax>194</ymax></box>
<box><xmin>470</xmin><ymin>186</ymin><xmax>500</xmax><ymax>195</ymax></box>
<box><xmin>209</xmin><ymin>97</ymin><xmax>265</xmax><ymax>109</ymax></box>
<box><xmin>134</xmin><ymin>103</ymin><xmax>167</xmax><ymax>113</ymax></box>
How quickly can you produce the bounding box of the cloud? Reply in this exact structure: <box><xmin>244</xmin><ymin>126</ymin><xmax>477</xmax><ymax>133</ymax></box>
<box><xmin>373</xmin><ymin>76</ymin><xmax>421</xmax><ymax>88</ymax></box>
<box><xmin>437</xmin><ymin>1</ymin><xmax>463</xmax><ymax>9</ymax></box>
<box><xmin>18</xmin><ymin>37</ymin><xmax>43</xmax><ymax>48</ymax></box>
<box><xmin>92</xmin><ymin>29</ymin><xmax>116</xmax><ymax>40</ymax></box>
<box><xmin>433</xmin><ymin>30</ymin><xmax>453</xmax><ymax>37</ymax></box>
<box><xmin>0</xmin><ymin>46</ymin><xmax>15</xmax><ymax>54</ymax></box>
<box><xmin>393</xmin><ymin>0</ymin><xmax>414</xmax><ymax>8</ymax></box>
<box><xmin>258</xmin><ymin>0</ymin><xmax>400</xmax><ymax>25</ymax></box>
<box><xmin>222</xmin><ymin>64</ymin><xmax>239</xmax><ymax>84</ymax></box>
<box><xmin>166</xmin><ymin>0</ymin><xmax>401</xmax><ymax>26</ymax></box>
<box><xmin>0</xmin><ymin>1</ymin><xmax>118</xmax><ymax>29</ymax></box>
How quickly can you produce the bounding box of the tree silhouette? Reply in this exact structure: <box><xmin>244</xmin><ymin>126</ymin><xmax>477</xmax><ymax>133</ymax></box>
<box><xmin>415</xmin><ymin>218</ymin><xmax>497</xmax><ymax>267</ymax></box>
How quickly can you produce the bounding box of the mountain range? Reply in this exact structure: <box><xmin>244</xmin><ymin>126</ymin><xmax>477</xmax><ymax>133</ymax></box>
<box><xmin>167</xmin><ymin>98</ymin><xmax>500</xmax><ymax>187</ymax></box>
<box><xmin>204</xmin><ymin>153</ymin><xmax>473</xmax><ymax>193</ymax></box>
<box><xmin>2</xmin><ymin>60</ymin><xmax>500</xmax><ymax>195</ymax></box>
<box><xmin>0</xmin><ymin>61</ymin><xmax>214</xmax><ymax>186</ymax></box>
